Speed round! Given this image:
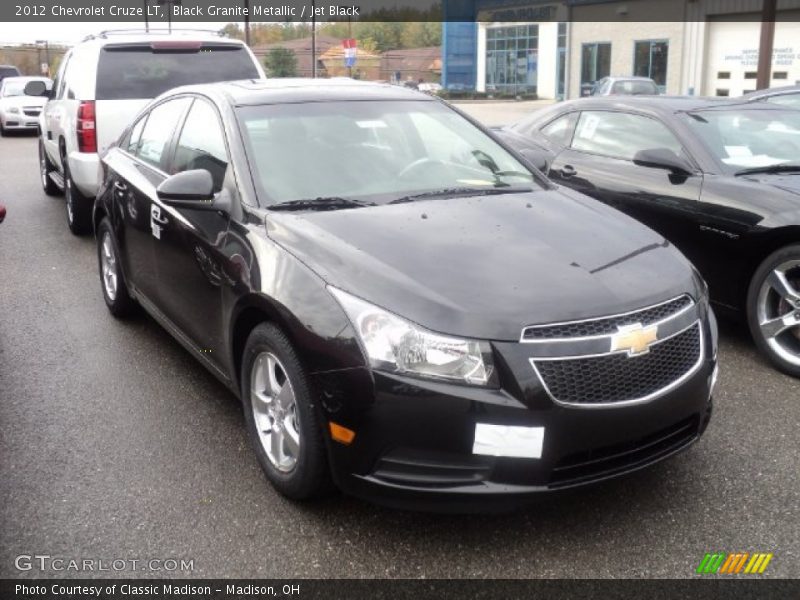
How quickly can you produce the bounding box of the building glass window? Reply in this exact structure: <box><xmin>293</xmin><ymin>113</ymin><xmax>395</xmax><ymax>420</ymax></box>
<box><xmin>486</xmin><ymin>24</ymin><xmax>538</xmax><ymax>94</ymax></box>
<box><xmin>581</xmin><ymin>43</ymin><xmax>611</xmax><ymax>92</ymax></box>
<box><xmin>634</xmin><ymin>40</ymin><xmax>669</xmax><ymax>90</ymax></box>
<box><xmin>556</xmin><ymin>22</ymin><xmax>567</xmax><ymax>100</ymax></box>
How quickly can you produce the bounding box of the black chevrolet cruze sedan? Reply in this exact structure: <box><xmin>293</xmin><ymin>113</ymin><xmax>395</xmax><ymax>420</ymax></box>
<box><xmin>498</xmin><ymin>97</ymin><xmax>800</xmax><ymax>378</ymax></box>
<box><xmin>94</xmin><ymin>80</ymin><xmax>717</xmax><ymax>511</ymax></box>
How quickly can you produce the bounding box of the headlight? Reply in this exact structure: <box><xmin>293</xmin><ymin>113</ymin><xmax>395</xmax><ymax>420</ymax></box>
<box><xmin>691</xmin><ymin>267</ymin><xmax>709</xmax><ymax>303</ymax></box>
<box><xmin>329</xmin><ymin>286</ymin><xmax>495</xmax><ymax>387</ymax></box>
<box><xmin>6</xmin><ymin>107</ymin><xmax>20</xmax><ymax>114</ymax></box>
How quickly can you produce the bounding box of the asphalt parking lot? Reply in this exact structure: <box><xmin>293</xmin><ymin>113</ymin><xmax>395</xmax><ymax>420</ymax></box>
<box><xmin>0</xmin><ymin>127</ymin><xmax>798</xmax><ymax>579</ymax></box>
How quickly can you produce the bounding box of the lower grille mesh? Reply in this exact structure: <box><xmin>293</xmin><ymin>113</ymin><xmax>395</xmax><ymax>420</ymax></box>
<box><xmin>534</xmin><ymin>324</ymin><xmax>701</xmax><ymax>404</ymax></box>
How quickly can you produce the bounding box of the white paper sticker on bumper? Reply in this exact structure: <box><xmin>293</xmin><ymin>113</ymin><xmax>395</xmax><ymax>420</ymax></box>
<box><xmin>473</xmin><ymin>424</ymin><xmax>544</xmax><ymax>459</ymax></box>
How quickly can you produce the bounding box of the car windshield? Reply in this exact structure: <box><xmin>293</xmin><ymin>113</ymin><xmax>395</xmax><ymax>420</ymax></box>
<box><xmin>2</xmin><ymin>81</ymin><xmax>33</xmax><ymax>97</ymax></box>
<box><xmin>611</xmin><ymin>80</ymin><xmax>658</xmax><ymax>95</ymax></box>
<box><xmin>685</xmin><ymin>107</ymin><xmax>800</xmax><ymax>173</ymax></box>
<box><xmin>95</xmin><ymin>44</ymin><xmax>259</xmax><ymax>100</ymax></box>
<box><xmin>237</xmin><ymin>100</ymin><xmax>538</xmax><ymax>206</ymax></box>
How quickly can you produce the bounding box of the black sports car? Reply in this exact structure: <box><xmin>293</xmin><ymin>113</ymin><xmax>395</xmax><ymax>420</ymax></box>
<box><xmin>497</xmin><ymin>97</ymin><xmax>800</xmax><ymax>378</ymax></box>
<box><xmin>95</xmin><ymin>80</ymin><xmax>717</xmax><ymax>511</ymax></box>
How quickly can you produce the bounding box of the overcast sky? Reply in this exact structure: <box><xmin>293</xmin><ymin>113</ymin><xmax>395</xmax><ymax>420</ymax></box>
<box><xmin>0</xmin><ymin>22</ymin><xmax>235</xmax><ymax>46</ymax></box>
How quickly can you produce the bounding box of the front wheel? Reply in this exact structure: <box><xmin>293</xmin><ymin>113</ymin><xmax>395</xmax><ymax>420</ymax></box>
<box><xmin>747</xmin><ymin>244</ymin><xmax>800</xmax><ymax>377</ymax></box>
<box><xmin>241</xmin><ymin>323</ymin><xmax>332</xmax><ymax>500</ymax></box>
<box><xmin>65</xmin><ymin>163</ymin><xmax>93</xmax><ymax>235</ymax></box>
<box><xmin>96</xmin><ymin>217</ymin><xmax>136</xmax><ymax>318</ymax></box>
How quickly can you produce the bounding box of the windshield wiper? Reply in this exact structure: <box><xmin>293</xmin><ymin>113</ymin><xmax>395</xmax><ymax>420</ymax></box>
<box><xmin>389</xmin><ymin>186</ymin><xmax>530</xmax><ymax>205</ymax></box>
<box><xmin>735</xmin><ymin>163</ymin><xmax>800</xmax><ymax>176</ymax></box>
<box><xmin>268</xmin><ymin>196</ymin><xmax>377</xmax><ymax>211</ymax></box>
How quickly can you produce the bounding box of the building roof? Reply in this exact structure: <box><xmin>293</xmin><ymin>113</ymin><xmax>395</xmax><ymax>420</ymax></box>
<box><xmin>381</xmin><ymin>46</ymin><xmax>441</xmax><ymax>77</ymax></box>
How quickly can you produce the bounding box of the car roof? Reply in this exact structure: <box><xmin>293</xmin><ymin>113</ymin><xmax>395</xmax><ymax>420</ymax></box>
<box><xmin>743</xmin><ymin>84</ymin><xmax>800</xmax><ymax>100</ymax></box>
<box><xmin>553</xmin><ymin>95</ymin><xmax>791</xmax><ymax>116</ymax></box>
<box><xmin>1</xmin><ymin>76</ymin><xmax>50</xmax><ymax>82</ymax></box>
<box><xmin>166</xmin><ymin>78</ymin><xmax>435</xmax><ymax>106</ymax></box>
<box><xmin>605</xmin><ymin>76</ymin><xmax>657</xmax><ymax>82</ymax></box>
<box><xmin>77</xmin><ymin>29</ymin><xmax>243</xmax><ymax>47</ymax></box>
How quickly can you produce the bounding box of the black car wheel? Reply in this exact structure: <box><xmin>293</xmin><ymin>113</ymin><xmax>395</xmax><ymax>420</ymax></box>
<box><xmin>241</xmin><ymin>323</ymin><xmax>332</xmax><ymax>500</ymax></box>
<box><xmin>96</xmin><ymin>217</ymin><xmax>136</xmax><ymax>318</ymax></box>
<box><xmin>65</xmin><ymin>163</ymin><xmax>93</xmax><ymax>235</ymax></box>
<box><xmin>39</xmin><ymin>138</ymin><xmax>61</xmax><ymax>196</ymax></box>
<box><xmin>747</xmin><ymin>244</ymin><xmax>800</xmax><ymax>377</ymax></box>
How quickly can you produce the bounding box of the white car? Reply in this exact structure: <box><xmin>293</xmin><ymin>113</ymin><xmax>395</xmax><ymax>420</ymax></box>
<box><xmin>36</xmin><ymin>29</ymin><xmax>265</xmax><ymax>235</ymax></box>
<box><xmin>0</xmin><ymin>76</ymin><xmax>52</xmax><ymax>135</ymax></box>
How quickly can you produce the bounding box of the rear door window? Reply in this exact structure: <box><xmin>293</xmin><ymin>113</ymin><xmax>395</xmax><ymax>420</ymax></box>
<box><xmin>572</xmin><ymin>111</ymin><xmax>683</xmax><ymax>160</ymax></box>
<box><xmin>135</xmin><ymin>98</ymin><xmax>192</xmax><ymax>170</ymax></box>
<box><xmin>540</xmin><ymin>113</ymin><xmax>578</xmax><ymax>146</ymax></box>
<box><xmin>95</xmin><ymin>44</ymin><xmax>259</xmax><ymax>100</ymax></box>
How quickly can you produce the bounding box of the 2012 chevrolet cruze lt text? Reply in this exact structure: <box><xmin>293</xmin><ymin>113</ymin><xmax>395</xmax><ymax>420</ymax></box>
<box><xmin>95</xmin><ymin>80</ymin><xmax>718</xmax><ymax>511</ymax></box>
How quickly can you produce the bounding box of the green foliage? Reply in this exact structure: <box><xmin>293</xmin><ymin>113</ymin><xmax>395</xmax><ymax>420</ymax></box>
<box><xmin>264</xmin><ymin>48</ymin><xmax>298</xmax><ymax>78</ymax></box>
<box><xmin>224</xmin><ymin>20</ymin><xmax>443</xmax><ymax>53</ymax></box>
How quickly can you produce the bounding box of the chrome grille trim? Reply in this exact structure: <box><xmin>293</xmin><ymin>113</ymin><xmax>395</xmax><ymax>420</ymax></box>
<box><xmin>521</xmin><ymin>296</ymin><xmax>697</xmax><ymax>359</ymax></box>
<box><xmin>523</xmin><ymin>295</ymin><xmax>704</xmax><ymax>409</ymax></box>
<box><xmin>530</xmin><ymin>324</ymin><xmax>704</xmax><ymax>409</ymax></box>
<box><xmin>520</xmin><ymin>295</ymin><xmax>694</xmax><ymax>343</ymax></box>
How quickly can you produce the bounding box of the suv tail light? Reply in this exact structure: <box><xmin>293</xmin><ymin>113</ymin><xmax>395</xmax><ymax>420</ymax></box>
<box><xmin>77</xmin><ymin>101</ymin><xmax>97</xmax><ymax>153</ymax></box>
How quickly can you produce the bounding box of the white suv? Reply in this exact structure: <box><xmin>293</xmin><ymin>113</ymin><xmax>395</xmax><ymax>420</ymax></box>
<box><xmin>37</xmin><ymin>29</ymin><xmax>265</xmax><ymax>234</ymax></box>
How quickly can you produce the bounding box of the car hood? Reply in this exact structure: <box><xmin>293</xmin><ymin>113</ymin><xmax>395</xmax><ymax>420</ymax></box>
<box><xmin>0</xmin><ymin>96</ymin><xmax>46</xmax><ymax>110</ymax></box>
<box><xmin>740</xmin><ymin>172</ymin><xmax>800</xmax><ymax>197</ymax></box>
<box><xmin>265</xmin><ymin>189</ymin><xmax>697</xmax><ymax>341</ymax></box>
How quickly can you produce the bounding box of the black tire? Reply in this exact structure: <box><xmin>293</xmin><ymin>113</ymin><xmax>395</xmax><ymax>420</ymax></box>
<box><xmin>64</xmin><ymin>162</ymin><xmax>93</xmax><ymax>235</ymax></box>
<box><xmin>96</xmin><ymin>217</ymin><xmax>136</xmax><ymax>319</ymax></box>
<box><xmin>0</xmin><ymin>122</ymin><xmax>6</xmax><ymax>137</ymax></box>
<box><xmin>39</xmin><ymin>138</ymin><xmax>61</xmax><ymax>196</ymax></box>
<box><xmin>241</xmin><ymin>323</ymin><xmax>333</xmax><ymax>500</ymax></box>
<box><xmin>747</xmin><ymin>244</ymin><xmax>800</xmax><ymax>378</ymax></box>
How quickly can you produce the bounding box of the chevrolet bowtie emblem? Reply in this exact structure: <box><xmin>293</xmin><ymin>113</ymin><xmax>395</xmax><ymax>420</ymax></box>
<box><xmin>611</xmin><ymin>323</ymin><xmax>658</xmax><ymax>357</ymax></box>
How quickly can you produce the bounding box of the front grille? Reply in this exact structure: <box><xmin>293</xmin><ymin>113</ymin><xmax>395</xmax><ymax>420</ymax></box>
<box><xmin>534</xmin><ymin>323</ymin><xmax>702</xmax><ymax>405</ymax></box>
<box><xmin>549</xmin><ymin>415</ymin><xmax>699</xmax><ymax>488</ymax></box>
<box><xmin>522</xmin><ymin>295</ymin><xmax>692</xmax><ymax>340</ymax></box>
<box><xmin>23</xmin><ymin>108</ymin><xmax>41</xmax><ymax>117</ymax></box>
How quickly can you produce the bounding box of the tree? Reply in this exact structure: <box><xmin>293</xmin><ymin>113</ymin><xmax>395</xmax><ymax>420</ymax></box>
<box><xmin>264</xmin><ymin>48</ymin><xmax>297</xmax><ymax>78</ymax></box>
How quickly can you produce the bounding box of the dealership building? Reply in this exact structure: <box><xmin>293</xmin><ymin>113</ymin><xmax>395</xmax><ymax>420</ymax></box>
<box><xmin>442</xmin><ymin>0</ymin><xmax>800</xmax><ymax>99</ymax></box>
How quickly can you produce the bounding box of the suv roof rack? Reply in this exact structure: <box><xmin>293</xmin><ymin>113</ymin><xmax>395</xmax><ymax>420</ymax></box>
<box><xmin>82</xmin><ymin>28</ymin><xmax>226</xmax><ymax>42</ymax></box>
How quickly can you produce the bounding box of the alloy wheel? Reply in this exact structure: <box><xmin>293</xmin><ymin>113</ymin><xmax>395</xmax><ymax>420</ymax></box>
<box><xmin>250</xmin><ymin>352</ymin><xmax>301</xmax><ymax>472</ymax></box>
<box><xmin>100</xmin><ymin>231</ymin><xmax>118</xmax><ymax>301</ymax></box>
<box><xmin>757</xmin><ymin>259</ymin><xmax>800</xmax><ymax>367</ymax></box>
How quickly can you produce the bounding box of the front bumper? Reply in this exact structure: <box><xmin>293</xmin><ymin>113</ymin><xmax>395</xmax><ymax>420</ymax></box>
<box><xmin>313</xmin><ymin>313</ymin><xmax>717</xmax><ymax>512</ymax></box>
<box><xmin>1</xmin><ymin>113</ymin><xmax>39</xmax><ymax>130</ymax></box>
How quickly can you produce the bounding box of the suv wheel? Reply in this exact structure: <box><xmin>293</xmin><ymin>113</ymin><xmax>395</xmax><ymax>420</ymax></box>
<box><xmin>65</xmin><ymin>164</ymin><xmax>93</xmax><ymax>235</ymax></box>
<box><xmin>96</xmin><ymin>217</ymin><xmax>136</xmax><ymax>318</ymax></box>
<box><xmin>241</xmin><ymin>323</ymin><xmax>332</xmax><ymax>500</ymax></box>
<box><xmin>747</xmin><ymin>244</ymin><xmax>800</xmax><ymax>377</ymax></box>
<box><xmin>39</xmin><ymin>139</ymin><xmax>61</xmax><ymax>196</ymax></box>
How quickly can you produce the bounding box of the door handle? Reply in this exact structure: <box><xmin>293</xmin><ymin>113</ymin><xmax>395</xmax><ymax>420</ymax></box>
<box><xmin>113</xmin><ymin>181</ymin><xmax>128</xmax><ymax>193</ymax></box>
<box><xmin>560</xmin><ymin>165</ymin><xmax>577</xmax><ymax>178</ymax></box>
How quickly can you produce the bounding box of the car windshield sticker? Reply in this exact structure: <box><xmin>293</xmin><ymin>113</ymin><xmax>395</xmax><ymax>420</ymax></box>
<box><xmin>578</xmin><ymin>114</ymin><xmax>600</xmax><ymax>140</ymax></box>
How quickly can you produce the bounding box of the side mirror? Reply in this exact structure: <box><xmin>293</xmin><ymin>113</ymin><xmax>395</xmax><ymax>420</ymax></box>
<box><xmin>633</xmin><ymin>148</ymin><xmax>693</xmax><ymax>175</ymax></box>
<box><xmin>520</xmin><ymin>147</ymin><xmax>550</xmax><ymax>173</ymax></box>
<box><xmin>156</xmin><ymin>170</ymin><xmax>216</xmax><ymax>209</ymax></box>
<box><xmin>23</xmin><ymin>80</ymin><xmax>48</xmax><ymax>98</ymax></box>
